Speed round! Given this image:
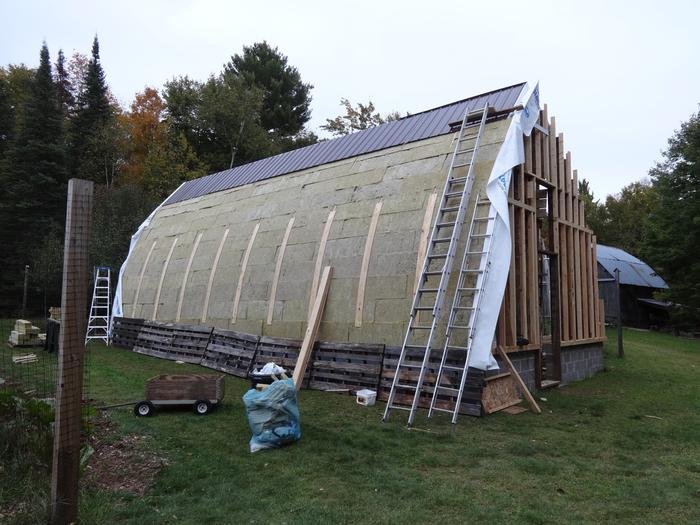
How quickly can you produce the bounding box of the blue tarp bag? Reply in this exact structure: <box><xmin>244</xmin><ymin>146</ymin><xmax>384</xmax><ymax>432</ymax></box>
<box><xmin>242</xmin><ymin>378</ymin><xmax>301</xmax><ymax>453</ymax></box>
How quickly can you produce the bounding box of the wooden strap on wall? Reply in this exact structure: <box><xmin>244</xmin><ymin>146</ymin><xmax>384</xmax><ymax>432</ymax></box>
<box><xmin>414</xmin><ymin>191</ymin><xmax>438</xmax><ymax>294</ymax></box>
<box><xmin>232</xmin><ymin>222</ymin><xmax>260</xmax><ymax>323</ymax></box>
<box><xmin>309</xmin><ymin>207</ymin><xmax>336</xmax><ymax>316</ymax></box>
<box><xmin>355</xmin><ymin>200</ymin><xmax>383</xmax><ymax>327</ymax></box>
<box><xmin>175</xmin><ymin>232</ymin><xmax>202</xmax><ymax>322</ymax></box>
<box><xmin>152</xmin><ymin>236</ymin><xmax>178</xmax><ymax>321</ymax></box>
<box><xmin>293</xmin><ymin>266</ymin><xmax>333</xmax><ymax>390</ymax></box>
<box><xmin>201</xmin><ymin>228</ymin><xmax>229</xmax><ymax>322</ymax></box>
<box><xmin>267</xmin><ymin>216</ymin><xmax>295</xmax><ymax>325</ymax></box>
<box><xmin>131</xmin><ymin>240</ymin><xmax>157</xmax><ymax>318</ymax></box>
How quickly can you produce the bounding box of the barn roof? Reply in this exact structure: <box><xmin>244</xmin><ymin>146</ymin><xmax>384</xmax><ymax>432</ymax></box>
<box><xmin>597</xmin><ymin>244</ymin><xmax>668</xmax><ymax>289</ymax></box>
<box><xmin>163</xmin><ymin>82</ymin><xmax>527</xmax><ymax>206</ymax></box>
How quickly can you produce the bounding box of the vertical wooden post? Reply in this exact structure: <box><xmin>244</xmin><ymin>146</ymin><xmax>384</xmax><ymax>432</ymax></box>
<box><xmin>22</xmin><ymin>264</ymin><xmax>29</xmax><ymax>318</ymax></box>
<box><xmin>51</xmin><ymin>179</ymin><xmax>94</xmax><ymax>525</ymax></box>
<box><xmin>614</xmin><ymin>268</ymin><xmax>624</xmax><ymax>358</ymax></box>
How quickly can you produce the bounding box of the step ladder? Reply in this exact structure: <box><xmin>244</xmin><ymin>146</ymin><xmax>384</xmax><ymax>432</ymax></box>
<box><xmin>428</xmin><ymin>195</ymin><xmax>496</xmax><ymax>423</ymax></box>
<box><xmin>85</xmin><ymin>266</ymin><xmax>111</xmax><ymax>345</ymax></box>
<box><xmin>383</xmin><ymin>105</ymin><xmax>490</xmax><ymax>425</ymax></box>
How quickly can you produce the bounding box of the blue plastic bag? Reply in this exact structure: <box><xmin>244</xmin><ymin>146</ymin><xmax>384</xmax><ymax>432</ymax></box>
<box><xmin>242</xmin><ymin>378</ymin><xmax>301</xmax><ymax>453</ymax></box>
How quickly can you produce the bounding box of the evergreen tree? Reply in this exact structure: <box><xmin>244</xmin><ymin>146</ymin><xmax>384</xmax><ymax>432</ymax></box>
<box><xmin>643</xmin><ymin>110</ymin><xmax>700</xmax><ymax>328</ymax></box>
<box><xmin>0</xmin><ymin>43</ymin><xmax>66</xmax><ymax>313</ymax></box>
<box><xmin>226</xmin><ymin>41</ymin><xmax>313</xmax><ymax>136</ymax></box>
<box><xmin>54</xmin><ymin>49</ymin><xmax>74</xmax><ymax>115</ymax></box>
<box><xmin>71</xmin><ymin>35</ymin><xmax>113</xmax><ymax>181</ymax></box>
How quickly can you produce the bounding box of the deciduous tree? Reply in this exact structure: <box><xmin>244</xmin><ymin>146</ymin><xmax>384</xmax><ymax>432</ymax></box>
<box><xmin>321</xmin><ymin>98</ymin><xmax>402</xmax><ymax>136</ymax></box>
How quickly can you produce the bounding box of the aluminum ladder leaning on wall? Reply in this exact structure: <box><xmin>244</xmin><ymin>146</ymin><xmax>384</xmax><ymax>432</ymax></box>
<box><xmin>428</xmin><ymin>194</ymin><xmax>496</xmax><ymax>424</ymax></box>
<box><xmin>85</xmin><ymin>266</ymin><xmax>111</xmax><ymax>345</ymax></box>
<box><xmin>383</xmin><ymin>105</ymin><xmax>490</xmax><ymax>426</ymax></box>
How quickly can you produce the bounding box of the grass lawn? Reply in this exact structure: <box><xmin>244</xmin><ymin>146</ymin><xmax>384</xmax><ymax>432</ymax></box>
<box><xmin>11</xmin><ymin>328</ymin><xmax>700</xmax><ymax>524</ymax></box>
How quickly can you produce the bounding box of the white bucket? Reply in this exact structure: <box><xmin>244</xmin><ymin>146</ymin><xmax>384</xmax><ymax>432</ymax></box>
<box><xmin>356</xmin><ymin>389</ymin><xmax>377</xmax><ymax>406</ymax></box>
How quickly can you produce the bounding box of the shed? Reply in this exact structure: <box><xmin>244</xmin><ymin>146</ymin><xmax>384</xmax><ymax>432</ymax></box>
<box><xmin>597</xmin><ymin>244</ymin><xmax>669</xmax><ymax>328</ymax></box>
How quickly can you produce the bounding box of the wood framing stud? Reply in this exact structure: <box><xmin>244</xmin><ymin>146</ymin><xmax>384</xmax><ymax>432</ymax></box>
<box><xmin>355</xmin><ymin>200</ymin><xmax>383</xmax><ymax>327</ymax></box>
<box><xmin>201</xmin><ymin>228</ymin><xmax>230</xmax><ymax>322</ymax></box>
<box><xmin>232</xmin><ymin>222</ymin><xmax>260</xmax><ymax>323</ymax></box>
<box><xmin>176</xmin><ymin>232</ymin><xmax>202</xmax><ymax>322</ymax></box>
<box><xmin>267</xmin><ymin>217</ymin><xmax>295</xmax><ymax>325</ymax></box>
<box><xmin>131</xmin><ymin>240</ymin><xmax>157</xmax><ymax>318</ymax></box>
<box><xmin>309</xmin><ymin>207</ymin><xmax>336</xmax><ymax>316</ymax></box>
<box><xmin>152</xmin><ymin>237</ymin><xmax>178</xmax><ymax>321</ymax></box>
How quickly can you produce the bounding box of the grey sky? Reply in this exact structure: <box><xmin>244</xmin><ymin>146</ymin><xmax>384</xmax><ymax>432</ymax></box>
<box><xmin>2</xmin><ymin>0</ymin><xmax>698</xmax><ymax>200</ymax></box>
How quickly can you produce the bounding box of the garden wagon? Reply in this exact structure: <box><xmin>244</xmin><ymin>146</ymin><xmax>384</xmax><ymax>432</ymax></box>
<box><xmin>134</xmin><ymin>374</ymin><xmax>225</xmax><ymax>416</ymax></box>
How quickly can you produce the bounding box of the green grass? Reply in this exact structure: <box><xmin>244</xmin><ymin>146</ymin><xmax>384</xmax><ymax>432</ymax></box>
<box><xmin>6</xmin><ymin>329</ymin><xmax>700</xmax><ymax>524</ymax></box>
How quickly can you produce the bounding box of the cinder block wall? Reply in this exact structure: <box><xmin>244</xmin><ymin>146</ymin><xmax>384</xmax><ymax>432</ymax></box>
<box><xmin>121</xmin><ymin>118</ymin><xmax>510</xmax><ymax>345</ymax></box>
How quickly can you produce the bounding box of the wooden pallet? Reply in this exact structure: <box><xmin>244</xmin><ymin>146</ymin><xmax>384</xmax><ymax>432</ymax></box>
<box><xmin>379</xmin><ymin>346</ymin><xmax>485</xmax><ymax>416</ymax></box>
<box><xmin>111</xmin><ymin>317</ymin><xmax>145</xmax><ymax>349</ymax></box>
<box><xmin>200</xmin><ymin>328</ymin><xmax>259</xmax><ymax>378</ymax></box>
<box><xmin>252</xmin><ymin>335</ymin><xmax>302</xmax><ymax>372</ymax></box>
<box><xmin>133</xmin><ymin>321</ymin><xmax>213</xmax><ymax>364</ymax></box>
<box><xmin>307</xmin><ymin>341</ymin><xmax>384</xmax><ymax>393</ymax></box>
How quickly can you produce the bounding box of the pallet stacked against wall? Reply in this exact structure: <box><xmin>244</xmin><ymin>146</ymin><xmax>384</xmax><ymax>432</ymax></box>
<box><xmin>496</xmin><ymin>106</ymin><xmax>605</xmax><ymax>353</ymax></box>
<box><xmin>133</xmin><ymin>321</ymin><xmax>213</xmax><ymax>364</ymax></box>
<box><xmin>307</xmin><ymin>342</ymin><xmax>384</xmax><ymax>392</ymax></box>
<box><xmin>111</xmin><ymin>317</ymin><xmax>144</xmax><ymax>349</ymax></box>
<box><xmin>113</xmin><ymin>318</ymin><xmax>485</xmax><ymax>416</ymax></box>
<box><xmin>200</xmin><ymin>328</ymin><xmax>259</xmax><ymax>378</ymax></box>
<box><xmin>378</xmin><ymin>347</ymin><xmax>486</xmax><ymax>416</ymax></box>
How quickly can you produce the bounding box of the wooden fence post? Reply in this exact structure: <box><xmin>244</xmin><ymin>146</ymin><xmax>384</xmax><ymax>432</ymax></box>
<box><xmin>614</xmin><ymin>268</ymin><xmax>624</xmax><ymax>358</ymax></box>
<box><xmin>50</xmin><ymin>179</ymin><xmax>94</xmax><ymax>525</ymax></box>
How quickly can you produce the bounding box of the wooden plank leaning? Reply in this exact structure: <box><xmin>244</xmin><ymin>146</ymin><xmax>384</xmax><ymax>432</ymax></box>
<box><xmin>496</xmin><ymin>346</ymin><xmax>541</xmax><ymax>414</ymax></box>
<box><xmin>293</xmin><ymin>266</ymin><xmax>333</xmax><ymax>390</ymax></box>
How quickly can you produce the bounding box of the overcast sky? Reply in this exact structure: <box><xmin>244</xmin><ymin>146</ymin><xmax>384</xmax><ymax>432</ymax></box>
<box><xmin>2</xmin><ymin>0</ymin><xmax>698</xmax><ymax>199</ymax></box>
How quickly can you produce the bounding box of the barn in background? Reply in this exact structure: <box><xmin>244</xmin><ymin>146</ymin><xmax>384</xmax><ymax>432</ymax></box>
<box><xmin>597</xmin><ymin>244</ymin><xmax>669</xmax><ymax>328</ymax></box>
<box><xmin>112</xmin><ymin>82</ymin><xmax>606</xmax><ymax>396</ymax></box>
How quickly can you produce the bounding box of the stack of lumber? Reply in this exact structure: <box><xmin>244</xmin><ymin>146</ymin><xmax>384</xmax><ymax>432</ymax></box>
<box><xmin>8</xmin><ymin>319</ymin><xmax>43</xmax><ymax>347</ymax></box>
<box><xmin>12</xmin><ymin>353</ymin><xmax>38</xmax><ymax>364</ymax></box>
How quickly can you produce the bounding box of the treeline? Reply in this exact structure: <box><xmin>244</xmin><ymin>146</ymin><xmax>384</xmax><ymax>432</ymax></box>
<box><xmin>579</xmin><ymin>110</ymin><xmax>700</xmax><ymax>328</ymax></box>
<box><xmin>0</xmin><ymin>37</ymin><xmax>316</xmax><ymax>314</ymax></box>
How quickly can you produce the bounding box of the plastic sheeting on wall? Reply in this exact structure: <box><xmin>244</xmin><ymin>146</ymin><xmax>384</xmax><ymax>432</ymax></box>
<box><xmin>468</xmin><ymin>82</ymin><xmax>541</xmax><ymax>370</ymax></box>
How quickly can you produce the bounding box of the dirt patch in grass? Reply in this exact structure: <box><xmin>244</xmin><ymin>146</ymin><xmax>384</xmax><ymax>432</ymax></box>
<box><xmin>83</xmin><ymin>412</ymin><xmax>168</xmax><ymax>496</ymax></box>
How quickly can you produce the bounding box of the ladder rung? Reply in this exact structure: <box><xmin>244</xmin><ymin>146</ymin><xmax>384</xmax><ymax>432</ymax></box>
<box><xmin>411</xmin><ymin>325</ymin><xmax>432</xmax><ymax>330</ymax></box>
<box><xmin>433</xmin><ymin>237</ymin><xmax>451</xmax><ymax>243</ymax></box>
<box><xmin>454</xmin><ymin>306</ymin><xmax>474</xmax><ymax>310</ymax></box>
<box><xmin>450</xmin><ymin>176</ymin><xmax>468</xmax><ymax>183</ymax></box>
<box><xmin>464</xmin><ymin>269</ymin><xmax>484</xmax><ymax>274</ymax></box>
<box><xmin>436</xmin><ymin>385</ymin><xmax>460</xmax><ymax>393</ymax></box>
<box><xmin>448</xmin><ymin>325</ymin><xmax>470</xmax><ymax>330</ymax></box>
<box><xmin>427</xmin><ymin>254</ymin><xmax>447</xmax><ymax>259</ymax></box>
<box><xmin>414</xmin><ymin>306</ymin><xmax>433</xmax><ymax>311</ymax></box>
<box><xmin>399</xmin><ymin>363</ymin><xmax>423</xmax><ymax>369</ymax></box>
<box><xmin>458</xmin><ymin>287</ymin><xmax>478</xmax><ymax>292</ymax></box>
<box><xmin>396</xmin><ymin>383</ymin><xmax>417</xmax><ymax>390</ymax></box>
<box><xmin>466</xmin><ymin>250</ymin><xmax>488</xmax><ymax>255</ymax></box>
<box><xmin>474</xmin><ymin>216</ymin><xmax>495</xmax><ymax>222</ymax></box>
<box><xmin>419</xmin><ymin>287</ymin><xmax>439</xmax><ymax>292</ymax></box>
<box><xmin>471</xmin><ymin>234</ymin><xmax>491</xmax><ymax>238</ymax></box>
<box><xmin>451</xmin><ymin>163</ymin><xmax>471</xmax><ymax>170</ymax></box>
<box><xmin>431</xmin><ymin>407</ymin><xmax>456</xmax><ymax>414</ymax></box>
<box><xmin>455</xmin><ymin>147</ymin><xmax>475</xmax><ymax>155</ymax></box>
<box><xmin>389</xmin><ymin>405</ymin><xmax>412</xmax><ymax>411</ymax></box>
<box><xmin>442</xmin><ymin>365</ymin><xmax>465</xmax><ymax>371</ymax></box>
<box><xmin>436</xmin><ymin>221</ymin><xmax>456</xmax><ymax>228</ymax></box>
<box><xmin>444</xmin><ymin>193</ymin><xmax>461</xmax><ymax>199</ymax></box>
<box><xmin>424</xmin><ymin>271</ymin><xmax>443</xmax><ymax>276</ymax></box>
<box><xmin>442</xmin><ymin>205</ymin><xmax>460</xmax><ymax>212</ymax></box>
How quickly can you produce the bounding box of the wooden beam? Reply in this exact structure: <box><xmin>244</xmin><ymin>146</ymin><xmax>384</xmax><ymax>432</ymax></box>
<box><xmin>559</xmin><ymin>224</ymin><xmax>569</xmax><ymax>341</ymax></box>
<box><xmin>267</xmin><ymin>217</ymin><xmax>295</xmax><ymax>325</ymax></box>
<box><xmin>309</xmin><ymin>208</ymin><xmax>336</xmax><ymax>316</ymax></box>
<box><xmin>574</xmin><ymin>228</ymin><xmax>583</xmax><ymax>340</ymax></box>
<box><xmin>131</xmin><ymin>240</ymin><xmax>157</xmax><ymax>318</ymax></box>
<box><xmin>414</xmin><ymin>191</ymin><xmax>438</xmax><ymax>294</ymax></box>
<box><xmin>51</xmin><ymin>179</ymin><xmax>94</xmax><ymax>525</ymax></box>
<box><xmin>175</xmin><ymin>232</ymin><xmax>202</xmax><ymax>322</ymax></box>
<box><xmin>152</xmin><ymin>236</ymin><xmax>178</xmax><ymax>321</ymax></box>
<box><xmin>231</xmin><ymin>222</ymin><xmax>260</xmax><ymax>323</ymax></box>
<box><xmin>293</xmin><ymin>266</ymin><xmax>333</xmax><ymax>390</ymax></box>
<box><xmin>355</xmin><ymin>200</ymin><xmax>382</xmax><ymax>327</ymax></box>
<box><xmin>201</xmin><ymin>228</ymin><xmax>229</xmax><ymax>322</ymax></box>
<box><xmin>497</xmin><ymin>346</ymin><xmax>541</xmax><ymax>414</ymax></box>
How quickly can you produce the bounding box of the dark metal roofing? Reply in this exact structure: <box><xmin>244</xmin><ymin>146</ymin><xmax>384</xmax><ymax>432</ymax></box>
<box><xmin>597</xmin><ymin>244</ymin><xmax>668</xmax><ymax>289</ymax></box>
<box><xmin>163</xmin><ymin>82</ymin><xmax>527</xmax><ymax>206</ymax></box>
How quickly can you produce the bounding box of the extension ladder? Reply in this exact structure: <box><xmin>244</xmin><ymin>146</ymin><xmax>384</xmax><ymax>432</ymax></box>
<box><xmin>428</xmin><ymin>194</ymin><xmax>495</xmax><ymax>423</ymax></box>
<box><xmin>85</xmin><ymin>266</ymin><xmax>111</xmax><ymax>345</ymax></box>
<box><xmin>383</xmin><ymin>105</ymin><xmax>490</xmax><ymax>425</ymax></box>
